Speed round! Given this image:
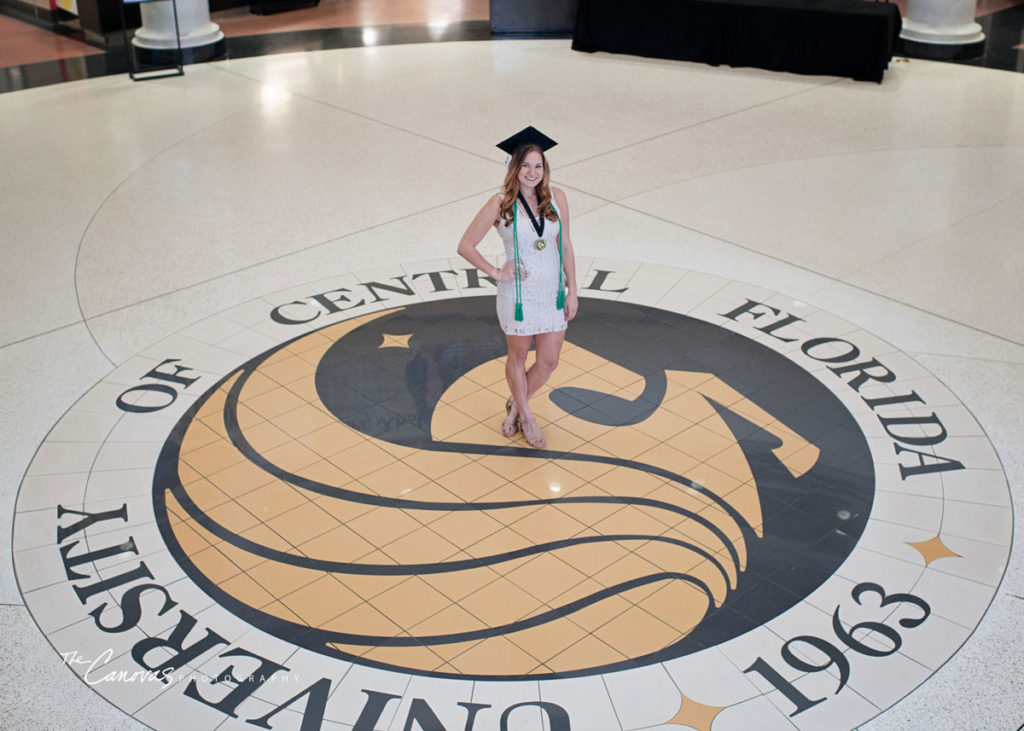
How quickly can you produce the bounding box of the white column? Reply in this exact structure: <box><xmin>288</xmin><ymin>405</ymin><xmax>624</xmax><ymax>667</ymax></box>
<box><xmin>133</xmin><ymin>0</ymin><xmax>225</xmax><ymax>63</ymax></box>
<box><xmin>901</xmin><ymin>0</ymin><xmax>985</xmax><ymax>52</ymax></box>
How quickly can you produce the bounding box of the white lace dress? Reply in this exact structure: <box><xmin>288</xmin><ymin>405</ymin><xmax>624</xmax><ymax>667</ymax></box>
<box><xmin>494</xmin><ymin>197</ymin><xmax>567</xmax><ymax>336</ymax></box>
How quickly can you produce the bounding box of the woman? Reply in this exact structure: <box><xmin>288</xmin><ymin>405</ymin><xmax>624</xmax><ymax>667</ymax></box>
<box><xmin>457</xmin><ymin>126</ymin><xmax>579</xmax><ymax>449</ymax></box>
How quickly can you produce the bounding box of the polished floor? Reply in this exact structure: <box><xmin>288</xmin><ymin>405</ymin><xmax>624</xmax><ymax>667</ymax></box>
<box><xmin>2</xmin><ymin>5</ymin><xmax>1024</xmax><ymax>731</ymax></box>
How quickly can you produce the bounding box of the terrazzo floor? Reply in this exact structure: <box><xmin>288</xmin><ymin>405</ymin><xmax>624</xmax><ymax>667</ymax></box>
<box><xmin>1</xmin><ymin>27</ymin><xmax>1023</xmax><ymax>731</ymax></box>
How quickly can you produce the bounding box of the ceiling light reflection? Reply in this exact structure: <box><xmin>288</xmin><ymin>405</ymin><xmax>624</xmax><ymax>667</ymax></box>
<box><xmin>259</xmin><ymin>84</ymin><xmax>291</xmax><ymax>113</ymax></box>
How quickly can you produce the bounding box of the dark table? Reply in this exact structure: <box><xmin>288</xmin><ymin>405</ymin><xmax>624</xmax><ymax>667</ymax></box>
<box><xmin>572</xmin><ymin>0</ymin><xmax>902</xmax><ymax>82</ymax></box>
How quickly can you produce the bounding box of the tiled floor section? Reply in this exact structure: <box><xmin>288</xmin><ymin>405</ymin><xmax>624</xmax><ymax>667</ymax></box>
<box><xmin>212</xmin><ymin>0</ymin><xmax>487</xmax><ymax>37</ymax></box>
<box><xmin>0</xmin><ymin>11</ymin><xmax>102</xmax><ymax>66</ymax></box>
<box><xmin>9</xmin><ymin>255</ymin><xmax>1015</xmax><ymax>729</ymax></box>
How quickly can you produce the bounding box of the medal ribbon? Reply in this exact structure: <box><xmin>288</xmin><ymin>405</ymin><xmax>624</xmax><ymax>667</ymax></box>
<box><xmin>517</xmin><ymin>192</ymin><xmax>545</xmax><ymax>239</ymax></box>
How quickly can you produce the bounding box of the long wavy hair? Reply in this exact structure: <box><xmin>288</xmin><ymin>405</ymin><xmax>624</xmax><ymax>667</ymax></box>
<box><xmin>499</xmin><ymin>144</ymin><xmax>558</xmax><ymax>227</ymax></box>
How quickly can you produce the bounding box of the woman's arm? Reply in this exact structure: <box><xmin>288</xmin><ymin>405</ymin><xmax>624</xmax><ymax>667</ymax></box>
<box><xmin>457</xmin><ymin>195</ymin><xmax>519</xmax><ymax>282</ymax></box>
<box><xmin>553</xmin><ymin>187</ymin><xmax>579</xmax><ymax>321</ymax></box>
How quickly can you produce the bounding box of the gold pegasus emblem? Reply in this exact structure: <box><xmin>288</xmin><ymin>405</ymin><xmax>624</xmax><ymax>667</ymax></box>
<box><xmin>160</xmin><ymin>308</ymin><xmax>821</xmax><ymax>677</ymax></box>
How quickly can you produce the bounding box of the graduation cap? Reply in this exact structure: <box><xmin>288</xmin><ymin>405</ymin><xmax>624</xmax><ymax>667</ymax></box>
<box><xmin>496</xmin><ymin>126</ymin><xmax>557</xmax><ymax>155</ymax></box>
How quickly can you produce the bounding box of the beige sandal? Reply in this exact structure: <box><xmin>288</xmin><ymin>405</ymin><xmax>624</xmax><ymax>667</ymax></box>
<box><xmin>519</xmin><ymin>416</ymin><xmax>546</xmax><ymax>449</ymax></box>
<box><xmin>501</xmin><ymin>397</ymin><xmax>519</xmax><ymax>437</ymax></box>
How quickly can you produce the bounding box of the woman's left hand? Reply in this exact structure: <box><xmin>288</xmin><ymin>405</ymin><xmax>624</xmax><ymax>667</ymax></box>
<box><xmin>564</xmin><ymin>291</ymin><xmax>579</xmax><ymax>322</ymax></box>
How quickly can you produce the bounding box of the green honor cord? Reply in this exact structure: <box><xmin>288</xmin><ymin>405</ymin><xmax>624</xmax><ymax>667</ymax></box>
<box><xmin>511</xmin><ymin>200</ymin><xmax>565</xmax><ymax>323</ymax></box>
<box><xmin>556</xmin><ymin>211</ymin><xmax>565</xmax><ymax>310</ymax></box>
<box><xmin>513</xmin><ymin>203</ymin><xmax>524</xmax><ymax>321</ymax></box>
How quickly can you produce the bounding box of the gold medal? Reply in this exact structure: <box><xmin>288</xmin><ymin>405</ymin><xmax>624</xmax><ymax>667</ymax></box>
<box><xmin>535</xmin><ymin>238</ymin><xmax>547</xmax><ymax>251</ymax></box>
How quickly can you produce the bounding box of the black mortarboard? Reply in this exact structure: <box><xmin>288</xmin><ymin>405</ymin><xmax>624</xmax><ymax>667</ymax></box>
<box><xmin>496</xmin><ymin>126</ymin><xmax>557</xmax><ymax>155</ymax></box>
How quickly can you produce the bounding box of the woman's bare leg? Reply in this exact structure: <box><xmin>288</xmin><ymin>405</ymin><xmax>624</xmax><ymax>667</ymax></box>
<box><xmin>505</xmin><ymin>330</ymin><xmax>565</xmax><ymax>448</ymax></box>
<box><xmin>504</xmin><ymin>334</ymin><xmax>533</xmax><ymax>427</ymax></box>
<box><xmin>525</xmin><ymin>330</ymin><xmax>565</xmax><ymax>399</ymax></box>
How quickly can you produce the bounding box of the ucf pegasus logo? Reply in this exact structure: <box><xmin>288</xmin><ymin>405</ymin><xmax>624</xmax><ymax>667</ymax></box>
<box><xmin>154</xmin><ymin>297</ymin><xmax>874</xmax><ymax>679</ymax></box>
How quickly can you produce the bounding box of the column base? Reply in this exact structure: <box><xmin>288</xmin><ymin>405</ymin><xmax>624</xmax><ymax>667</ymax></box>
<box><xmin>897</xmin><ymin>36</ymin><xmax>986</xmax><ymax>60</ymax></box>
<box><xmin>135</xmin><ymin>37</ymin><xmax>226</xmax><ymax>65</ymax></box>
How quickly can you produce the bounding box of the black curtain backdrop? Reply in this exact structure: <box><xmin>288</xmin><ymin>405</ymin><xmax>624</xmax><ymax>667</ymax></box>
<box><xmin>573</xmin><ymin>0</ymin><xmax>902</xmax><ymax>82</ymax></box>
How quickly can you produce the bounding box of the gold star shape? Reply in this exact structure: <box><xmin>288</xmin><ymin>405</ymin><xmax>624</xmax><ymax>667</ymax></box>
<box><xmin>664</xmin><ymin>694</ymin><xmax>727</xmax><ymax>731</ymax></box>
<box><xmin>379</xmin><ymin>333</ymin><xmax>412</xmax><ymax>349</ymax></box>
<box><xmin>907</xmin><ymin>534</ymin><xmax>960</xmax><ymax>565</ymax></box>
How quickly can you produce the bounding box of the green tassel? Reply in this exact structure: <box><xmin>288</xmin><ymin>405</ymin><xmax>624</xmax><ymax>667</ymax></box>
<box><xmin>555</xmin><ymin>208</ymin><xmax>565</xmax><ymax>311</ymax></box>
<box><xmin>513</xmin><ymin>201</ymin><xmax>524</xmax><ymax>322</ymax></box>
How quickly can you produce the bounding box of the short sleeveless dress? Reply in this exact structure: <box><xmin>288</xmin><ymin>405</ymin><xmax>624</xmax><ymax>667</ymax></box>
<box><xmin>494</xmin><ymin>196</ymin><xmax>567</xmax><ymax>336</ymax></box>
